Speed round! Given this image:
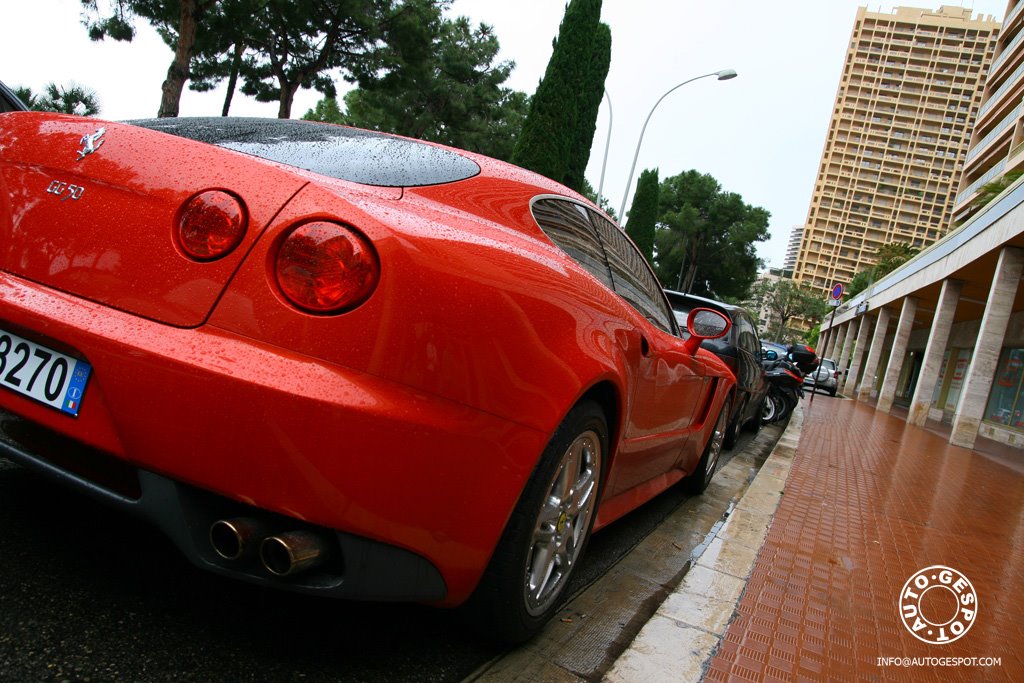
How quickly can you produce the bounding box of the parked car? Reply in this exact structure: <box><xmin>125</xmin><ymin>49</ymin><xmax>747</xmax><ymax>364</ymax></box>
<box><xmin>804</xmin><ymin>357</ymin><xmax>840</xmax><ymax>396</ymax></box>
<box><xmin>664</xmin><ymin>291</ymin><xmax>768</xmax><ymax>448</ymax></box>
<box><xmin>0</xmin><ymin>107</ymin><xmax>736</xmax><ymax>642</ymax></box>
<box><xmin>0</xmin><ymin>81</ymin><xmax>28</xmax><ymax>113</ymax></box>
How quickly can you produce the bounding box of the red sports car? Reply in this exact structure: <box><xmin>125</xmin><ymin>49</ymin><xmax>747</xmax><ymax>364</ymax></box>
<box><xmin>0</xmin><ymin>109</ymin><xmax>735</xmax><ymax>641</ymax></box>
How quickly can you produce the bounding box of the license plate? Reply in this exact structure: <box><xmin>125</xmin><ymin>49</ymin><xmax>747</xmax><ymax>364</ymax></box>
<box><xmin>0</xmin><ymin>328</ymin><xmax>91</xmax><ymax>417</ymax></box>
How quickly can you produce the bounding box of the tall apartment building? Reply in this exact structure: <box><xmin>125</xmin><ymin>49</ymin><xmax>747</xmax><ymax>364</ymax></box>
<box><xmin>954</xmin><ymin>0</ymin><xmax>1024</xmax><ymax>223</ymax></box>
<box><xmin>783</xmin><ymin>224</ymin><xmax>803</xmax><ymax>273</ymax></box>
<box><xmin>793</xmin><ymin>5</ymin><xmax>999</xmax><ymax>292</ymax></box>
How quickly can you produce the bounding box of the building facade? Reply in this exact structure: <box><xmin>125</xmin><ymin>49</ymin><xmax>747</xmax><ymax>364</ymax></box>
<box><xmin>953</xmin><ymin>0</ymin><xmax>1024</xmax><ymax>224</ymax></box>
<box><xmin>819</xmin><ymin>179</ymin><xmax>1024</xmax><ymax>451</ymax></box>
<box><xmin>783</xmin><ymin>225</ymin><xmax>803</xmax><ymax>274</ymax></box>
<box><xmin>793</xmin><ymin>6</ymin><xmax>999</xmax><ymax>294</ymax></box>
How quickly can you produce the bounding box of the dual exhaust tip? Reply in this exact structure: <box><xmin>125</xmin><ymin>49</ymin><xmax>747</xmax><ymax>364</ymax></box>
<box><xmin>209</xmin><ymin>518</ymin><xmax>326</xmax><ymax>577</ymax></box>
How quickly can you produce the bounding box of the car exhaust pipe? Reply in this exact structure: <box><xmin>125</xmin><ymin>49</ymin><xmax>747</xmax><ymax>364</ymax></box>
<box><xmin>210</xmin><ymin>517</ymin><xmax>267</xmax><ymax>561</ymax></box>
<box><xmin>260</xmin><ymin>531</ymin><xmax>326</xmax><ymax>577</ymax></box>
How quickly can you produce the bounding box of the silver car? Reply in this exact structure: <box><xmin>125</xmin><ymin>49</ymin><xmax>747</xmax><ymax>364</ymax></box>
<box><xmin>804</xmin><ymin>357</ymin><xmax>840</xmax><ymax>396</ymax></box>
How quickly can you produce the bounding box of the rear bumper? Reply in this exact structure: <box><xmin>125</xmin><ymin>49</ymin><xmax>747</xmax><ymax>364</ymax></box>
<box><xmin>803</xmin><ymin>375</ymin><xmax>837</xmax><ymax>391</ymax></box>
<box><xmin>0</xmin><ymin>272</ymin><xmax>548</xmax><ymax>605</ymax></box>
<box><xmin>0</xmin><ymin>407</ymin><xmax>446</xmax><ymax>601</ymax></box>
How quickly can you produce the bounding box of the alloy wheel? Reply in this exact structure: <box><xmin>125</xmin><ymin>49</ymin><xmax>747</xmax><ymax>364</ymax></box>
<box><xmin>523</xmin><ymin>429</ymin><xmax>601</xmax><ymax>616</ymax></box>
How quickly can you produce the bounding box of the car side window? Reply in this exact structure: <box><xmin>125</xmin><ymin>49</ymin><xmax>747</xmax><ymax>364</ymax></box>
<box><xmin>586</xmin><ymin>211</ymin><xmax>675</xmax><ymax>333</ymax></box>
<box><xmin>531</xmin><ymin>198</ymin><xmax>614</xmax><ymax>289</ymax></box>
<box><xmin>735</xmin><ymin>314</ymin><xmax>759</xmax><ymax>355</ymax></box>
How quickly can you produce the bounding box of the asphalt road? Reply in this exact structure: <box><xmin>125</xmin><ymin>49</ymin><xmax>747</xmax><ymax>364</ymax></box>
<box><xmin>0</xmin><ymin>432</ymin><xmax>755</xmax><ymax>683</ymax></box>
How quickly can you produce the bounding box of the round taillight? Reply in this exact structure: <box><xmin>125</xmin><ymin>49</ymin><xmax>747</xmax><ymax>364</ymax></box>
<box><xmin>177</xmin><ymin>190</ymin><xmax>247</xmax><ymax>261</ymax></box>
<box><xmin>275</xmin><ymin>221</ymin><xmax>379</xmax><ymax>314</ymax></box>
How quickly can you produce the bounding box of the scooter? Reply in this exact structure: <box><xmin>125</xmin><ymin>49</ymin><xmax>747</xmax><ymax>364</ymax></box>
<box><xmin>761</xmin><ymin>356</ymin><xmax>804</xmax><ymax>424</ymax></box>
<box><xmin>761</xmin><ymin>344</ymin><xmax>819</xmax><ymax>424</ymax></box>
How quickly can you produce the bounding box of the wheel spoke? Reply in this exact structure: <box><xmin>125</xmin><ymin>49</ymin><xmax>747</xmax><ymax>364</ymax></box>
<box><xmin>536</xmin><ymin>498</ymin><xmax>562</xmax><ymax>530</ymax></box>
<box><xmin>558</xmin><ymin>441</ymin><xmax>582</xmax><ymax>502</ymax></box>
<box><xmin>527</xmin><ymin>540</ymin><xmax>557</xmax><ymax>601</ymax></box>
<box><xmin>569</xmin><ymin>462</ymin><xmax>595</xmax><ymax>517</ymax></box>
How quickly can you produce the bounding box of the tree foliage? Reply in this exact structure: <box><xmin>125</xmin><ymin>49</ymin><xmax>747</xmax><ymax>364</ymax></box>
<box><xmin>651</xmin><ymin>170</ymin><xmax>769</xmax><ymax>299</ymax></box>
<box><xmin>625</xmin><ymin>168</ymin><xmax>658</xmax><ymax>263</ymax></box>
<box><xmin>81</xmin><ymin>0</ymin><xmax>223</xmax><ymax>117</ymax></box>
<box><xmin>747</xmin><ymin>278</ymin><xmax>829</xmax><ymax>343</ymax></box>
<box><xmin>336</xmin><ymin>2</ymin><xmax>529</xmax><ymax>161</ymax></box>
<box><xmin>303</xmin><ymin>96</ymin><xmax>347</xmax><ymax>123</ymax></box>
<box><xmin>233</xmin><ymin>0</ymin><xmax>390</xmax><ymax>119</ymax></box>
<box><xmin>81</xmin><ymin>0</ymin><xmax>397</xmax><ymax>119</ymax></box>
<box><xmin>967</xmin><ymin>170</ymin><xmax>1024</xmax><ymax>217</ymax></box>
<box><xmin>511</xmin><ymin>0</ymin><xmax>610</xmax><ymax>192</ymax></box>
<box><xmin>845</xmin><ymin>242</ymin><xmax>919</xmax><ymax>298</ymax></box>
<box><xmin>15</xmin><ymin>83</ymin><xmax>101</xmax><ymax>116</ymax></box>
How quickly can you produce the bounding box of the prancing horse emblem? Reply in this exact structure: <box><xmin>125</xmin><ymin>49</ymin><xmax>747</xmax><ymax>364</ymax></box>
<box><xmin>76</xmin><ymin>127</ymin><xmax>106</xmax><ymax>161</ymax></box>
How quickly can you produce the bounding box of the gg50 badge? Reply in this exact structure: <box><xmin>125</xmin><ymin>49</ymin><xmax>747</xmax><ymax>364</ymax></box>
<box><xmin>46</xmin><ymin>180</ymin><xmax>85</xmax><ymax>201</ymax></box>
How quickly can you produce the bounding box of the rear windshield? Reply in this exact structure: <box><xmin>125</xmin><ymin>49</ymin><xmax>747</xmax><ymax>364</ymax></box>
<box><xmin>130</xmin><ymin>117</ymin><xmax>481</xmax><ymax>188</ymax></box>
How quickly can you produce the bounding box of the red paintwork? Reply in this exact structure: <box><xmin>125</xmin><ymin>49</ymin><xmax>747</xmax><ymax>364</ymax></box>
<box><xmin>0</xmin><ymin>112</ymin><xmax>735</xmax><ymax>605</ymax></box>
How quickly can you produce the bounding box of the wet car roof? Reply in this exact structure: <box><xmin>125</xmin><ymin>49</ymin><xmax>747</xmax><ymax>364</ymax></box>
<box><xmin>130</xmin><ymin>117</ymin><xmax>481</xmax><ymax>188</ymax></box>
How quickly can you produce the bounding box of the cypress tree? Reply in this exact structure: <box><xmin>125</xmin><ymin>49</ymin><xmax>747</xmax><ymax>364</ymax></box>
<box><xmin>511</xmin><ymin>0</ymin><xmax>610</xmax><ymax>193</ymax></box>
<box><xmin>565</xmin><ymin>21</ymin><xmax>611</xmax><ymax>192</ymax></box>
<box><xmin>626</xmin><ymin>168</ymin><xmax>659</xmax><ymax>263</ymax></box>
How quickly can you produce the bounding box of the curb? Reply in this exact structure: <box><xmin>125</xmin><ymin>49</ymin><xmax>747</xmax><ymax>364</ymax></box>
<box><xmin>603</xmin><ymin>405</ymin><xmax>805</xmax><ymax>682</ymax></box>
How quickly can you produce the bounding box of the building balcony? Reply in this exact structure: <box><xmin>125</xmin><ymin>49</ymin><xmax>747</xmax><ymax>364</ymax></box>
<box><xmin>965</xmin><ymin>101</ymin><xmax>1023</xmax><ymax>164</ymax></box>
<box><xmin>990</xmin><ymin>27</ymin><xmax>1024</xmax><ymax>75</ymax></box>
<box><xmin>978</xmin><ymin>62</ymin><xmax>1024</xmax><ymax>120</ymax></box>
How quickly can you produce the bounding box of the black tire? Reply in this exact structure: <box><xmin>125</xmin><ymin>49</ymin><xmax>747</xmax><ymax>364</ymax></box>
<box><xmin>722</xmin><ymin>396</ymin><xmax>741</xmax><ymax>450</ymax></box>
<box><xmin>465</xmin><ymin>400</ymin><xmax>607</xmax><ymax>643</ymax></box>
<box><xmin>829</xmin><ymin>387</ymin><xmax>837</xmax><ymax>397</ymax></box>
<box><xmin>775</xmin><ymin>391</ymin><xmax>796</xmax><ymax>421</ymax></box>
<box><xmin>683</xmin><ymin>401</ymin><xmax>728</xmax><ymax>495</ymax></box>
<box><xmin>762</xmin><ymin>392</ymin><xmax>780</xmax><ymax>424</ymax></box>
<box><xmin>746</xmin><ymin>399</ymin><xmax>764</xmax><ymax>434</ymax></box>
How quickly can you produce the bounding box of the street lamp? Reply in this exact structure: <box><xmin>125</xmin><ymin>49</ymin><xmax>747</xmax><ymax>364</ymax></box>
<box><xmin>596</xmin><ymin>90</ymin><xmax>613</xmax><ymax>210</ymax></box>
<box><xmin>617</xmin><ymin>69</ymin><xmax>737</xmax><ymax>222</ymax></box>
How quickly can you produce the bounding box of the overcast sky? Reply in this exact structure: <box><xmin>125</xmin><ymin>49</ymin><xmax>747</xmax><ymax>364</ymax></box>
<box><xmin>2</xmin><ymin>1</ymin><xmax>1010</xmax><ymax>267</ymax></box>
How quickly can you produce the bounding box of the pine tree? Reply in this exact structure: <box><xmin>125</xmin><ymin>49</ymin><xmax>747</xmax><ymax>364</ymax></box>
<box><xmin>625</xmin><ymin>168</ymin><xmax>658</xmax><ymax>263</ymax></box>
<box><xmin>511</xmin><ymin>0</ymin><xmax>610</xmax><ymax>192</ymax></box>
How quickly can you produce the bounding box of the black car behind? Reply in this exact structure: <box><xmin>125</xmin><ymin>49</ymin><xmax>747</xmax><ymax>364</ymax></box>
<box><xmin>664</xmin><ymin>291</ymin><xmax>769</xmax><ymax>448</ymax></box>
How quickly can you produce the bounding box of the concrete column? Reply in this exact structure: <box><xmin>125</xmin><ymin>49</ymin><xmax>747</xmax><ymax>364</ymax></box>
<box><xmin>837</xmin><ymin>321</ymin><xmax>857</xmax><ymax>392</ymax></box>
<box><xmin>819</xmin><ymin>328</ymin><xmax>831</xmax><ymax>359</ymax></box>
<box><xmin>822</xmin><ymin>320</ymin><xmax>840</xmax><ymax>359</ymax></box>
<box><xmin>857</xmin><ymin>307</ymin><xmax>891</xmax><ymax>402</ymax></box>
<box><xmin>843</xmin><ymin>315</ymin><xmax>874</xmax><ymax>396</ymax></box>
<box><xmin>950</xmin><ymin>248</ymin><xmax>1024</xmax><ymax>448</ymax></box>
<box><xmin>908</xmin><ymin>279</ymin><xmax>963</xmax><ymax>426</ymax></box>
<box><xmin>877</xmin><ymin>297</ymin><xmax>918</xmax><ymax>414</ymax></box>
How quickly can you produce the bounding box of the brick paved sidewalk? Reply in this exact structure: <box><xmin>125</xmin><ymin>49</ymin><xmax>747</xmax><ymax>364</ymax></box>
<box><xmin>705</xmin><ymin>398</ymin><xmax>1024</xmax><ymax>682</ymax></box>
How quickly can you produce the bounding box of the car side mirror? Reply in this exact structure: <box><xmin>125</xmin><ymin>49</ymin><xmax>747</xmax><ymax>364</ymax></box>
<box><xmin>682</xmin><ymin>308</ymin><xmax>730</xmax><ymax>355</ymax></box>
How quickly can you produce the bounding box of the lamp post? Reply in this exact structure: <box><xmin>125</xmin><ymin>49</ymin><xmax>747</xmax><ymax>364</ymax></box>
<box><xmin>596</xmin><ymin>90</ymin><xmax>613</xmax><ymax>210</ymax></box>
<box><xmin>617</xmin><ymin>69</ymin><xmax>737</xmax><ymax>222</ymax></box>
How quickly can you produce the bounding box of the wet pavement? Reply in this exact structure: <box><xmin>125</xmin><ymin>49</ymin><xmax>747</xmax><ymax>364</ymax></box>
<box><xmin>0</xmin><ymin>422</ymin><xmax>777</xmax><ymax>682</ymax></box>
<box><xmin>467</xmin><ymin>425</ymin><xmax>781</xmax><ymax>682</ymax></box>
<box><xmin>609</xmin><ymin>396</ymin><xmax>1024</xmax><ymax>682</ymax></box>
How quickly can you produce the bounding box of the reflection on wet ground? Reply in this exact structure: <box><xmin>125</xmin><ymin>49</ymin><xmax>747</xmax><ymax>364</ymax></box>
<box><xmin>707</xmin><ymin>398</ymin><xmax>1024</xmax><ymax>681</ymax></box>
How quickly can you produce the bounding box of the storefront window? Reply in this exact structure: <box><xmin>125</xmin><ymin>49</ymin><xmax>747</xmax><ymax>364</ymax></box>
<box><xmin>984</xmin><ymin>348</ymin><xmax>1024</xmax><ymax>429</ymax></box>
<box><xmin>944</xmin><ymin>349</ymin><xmax>972</xmax><ymax>412</ymax></box>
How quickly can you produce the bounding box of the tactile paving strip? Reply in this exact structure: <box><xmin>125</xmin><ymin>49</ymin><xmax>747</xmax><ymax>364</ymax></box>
<box><xmin>705</xmin><ymin>399</ymin><xmax>1024</xmax><ymax>682</ymax></box>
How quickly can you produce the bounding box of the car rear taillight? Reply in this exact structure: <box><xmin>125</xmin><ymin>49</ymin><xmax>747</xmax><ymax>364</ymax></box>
<box><xmin>275</xmin><ymin>221</ymin><xmax>379</xmax><ymax>314</ymax></box>
<box><xmin>177</xmin><ymin>190</ymin><xmax>247</xmax><ymax>261</ymax></box>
